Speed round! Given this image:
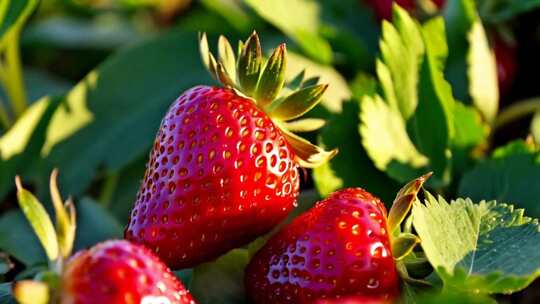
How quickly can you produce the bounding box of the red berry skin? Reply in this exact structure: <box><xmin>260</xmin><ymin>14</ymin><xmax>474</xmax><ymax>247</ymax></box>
<box><xmin>125</xmin><ymin>86</ymin><xmax>300</xmax><ymax>269</ymax></box>
<box><xmin>364</xmin><ymin>0</ymin><xmax>416</xmax><ymax>20</ymax></box>
<box><xmin>432</xmin><ymin>0</ymin><xmax>446</xmax><ymax>9</ymax></box>
<box><xmin>60</xmin><ymin>240</ymin><xmax>195</xmax><ymax>304</ymax></box>
<box><xmin>245</xmin><ymin>188</ymin><xmax>399</xmax><ymax>304</ymax></box>
<box><xmin>494</xmin><ymin>37</ymin><xmax>517</xmax><ymax>96</ymax></box>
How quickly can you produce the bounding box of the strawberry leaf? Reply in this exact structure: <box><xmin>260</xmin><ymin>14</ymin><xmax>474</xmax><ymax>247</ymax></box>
<box><xmin>459</xmin><ymin>141</ymin><xmax>540</xmax><ymax>217</ymax></box>
<box><xmin>359</xmin><ymin>95</ymin><xmax>428</xmax><ymax>183</ymax></box>
<box><xmin>412</xmin><ymin>193</ymin><xmax>540</xmax><ymax>294</ymax></box>
<box><xmin>378</xmin><ymin>5</ymin><xmax>424</xmax><ymax>119</ymax></box>
<box><xmin>410</xmin><ymin>17</ymin><xmax>455</xmax><ymax>182</ymax></box>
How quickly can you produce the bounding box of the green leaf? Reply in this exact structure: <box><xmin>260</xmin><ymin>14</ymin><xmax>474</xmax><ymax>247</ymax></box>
<box><xmin>452</xmin><ymin>102</ymin><xmax>487</xmax><ymax>148</ymax></box>
<box><xmin>1</xmin><ymin>31</ymin><xmax>209</xmax><ymax>197</ymax></box>
<box><xmin>74</xmin><ymin>198</ymin><xmax>122</xmax><ymax>250</ymax></box>
<box><xmin>15</xmin><ymin>178</ymin><xmax>59</xmax><ymax>261</ymax></box>
<box><xmin>409</xmin><ymin>17</ymin><xmax>454</xmax><ymax>181</ymax></box>
<box><xmin>459</xmin><ymin>146</ymin><xmax>540</xmax><ymax>217</ymax></box>
<box><xmin>378</xmin><ymin>5</ymin><xmax>424</xmax><ymax>119</ymax></box>
<box><xmin>359</xmin><ymin>95</ymin><xmax>428</xmax><ymax>183</ymax></box>
<box><xmin>313</xmin><ymin>100</ymin><xmax>400</xmax><ymax>204</ymax></box>
<box><xmin>0</xmin><ymin>0</ymin><xmax>38</xmax><ymax>42</ymax></box>
<box><xmin>0</xmin><ymin>211</ymin><xmax>46</xmax><ymax>266</ymax></box>
<box><xmin>413</xmin><ymin>194</ymin><xmax>540</xmax><ymax>294</ymax></box>
<box><xmin>244</xmin><ymin>0</ymin><xmax>332</xmax><ymax>64</ymax></box>
<box><xmin>416</xmin><ymin>289</ymin><xmax>496</xmax><ymax>304</ymax></box>
<box><xmin>467</xmin><ymin>21</ymin><xmax>499</xmax><ymax>123</ymax></box>
<box><xmin>21</xmin><ymin>15</ymin><xmax>145</xmax><ymax>50</ymax></box>
<box><xmin>200</xmin><ymin>0</ymin><xmax>262</xmax><ymax>33</ymax></box>
<box><xmin>285</xmin><ymin>52</ymin><xmax>350</xmax><ymax>113</ymax></box>
<box><xmin>443</xmin><ymin>0</ymin><xmax>476</xmax><ymax>101</ymax></box>
<box><xmin>191</xmin><ymin>249</ymin><xmax>249</xmax><ymax>304</ymax></box>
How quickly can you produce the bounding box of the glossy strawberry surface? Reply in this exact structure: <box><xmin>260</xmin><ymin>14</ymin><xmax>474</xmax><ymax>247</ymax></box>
<box><xmin>245</xmin><ymin>188</ymin><xmax>399</xmax><ymax>304</ymax></box>
<box><xmin>125</xmin><ymin>85</ymin><xmax>300</xmax><ymax>269</ymax></box>
<box><xmin>61</xmin><ymin>240</ymin><xmax>195</xmax><ymax>304</ymax></box>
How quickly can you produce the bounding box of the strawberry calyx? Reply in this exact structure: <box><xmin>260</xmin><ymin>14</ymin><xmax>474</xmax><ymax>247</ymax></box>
<box><xmin>12</xmin><ymin>170</ymin><xmax>77</xmax><ymax>304</ymax></box>
<box><xmin>199</xmin><ymin>32</ymin><xmax>338</xmax><ymax>168</ymax></box>
<box><xmin>385</xmin><ymin>172</ymin><xmax>433</xmax><ymax>286</ymax></box>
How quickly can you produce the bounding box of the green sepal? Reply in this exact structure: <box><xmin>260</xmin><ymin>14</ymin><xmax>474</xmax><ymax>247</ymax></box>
<box><xmin>254</xmin><ymin>43</ymin><xmax>287</xmax><ymax>107</ymax></box>
<box><xmin>215</xmin><ymin>61</ymin><xmax>236</xmax><ymax>88</ymax></box>
<box><xmin>387</xmin><ymin>172</ymin><xmax>432</xmax><ymax>236</ymax></box>
<box><xmin>218</xmin><ymin>35</ymin><xmax>237</xmax><ymax>81</ymax></box>
<box><xmin>50</xmin><ymin>169</ymin><xmax>76</xmax><ymax>259</ymax></box>
<box><xmin>301</xmin><ymin>76</ymin><xmax>320</xmax><ymax>88</ymax></box>
<box><xmin>391</xmin><ymin>232</ymin><xmax>421</xmax><ymax>260</ymax></box>
<box><xmin>237</xmin><ymin>32</ymin><xmax>262</xmax><ymax>95</ymax></box>
<box><xmin>34</xmin><ymin>270</ymin><xmax>61</xmax><ymax>291</ymax></box>
<box><xmin>15</xmin><ymin>177</ymin><xmax>59</xmax><ymax>262</ymax></box>
<box><xmin>282</xmin><ymin>118</ymin><xmax>326</xmax><ymax>133</ymax></box>
<box><xmin>12</xmin><ymin>280</ymin><xmax>50</xmax><ymax>304</ymax></box>
<box><xmin>281</xmin><ymin>127</ymin><xmax>338</xmax><ymax>168</ymax></box>
<box><xmin>288</xmin><ymin>69</ymin><xmax>306</xmax><ymax>91</ymax></box>
<box><xmin>269</xmin><ymin>84</ymin><xmax>328</xmax><ymax>121</ymax></box>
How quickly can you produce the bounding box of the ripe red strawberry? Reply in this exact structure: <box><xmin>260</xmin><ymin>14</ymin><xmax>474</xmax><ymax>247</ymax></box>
<box><xmin>493</xmin><ymin>35</ymin><xmax>517</xmax><ymax>96</ymax></box>
<box><xmin>245</xmin><ymin>188</ymin><xmax>399</xmax><ymax>303</ymax></box>
<box><xmin>364</xmin><ymin>0</ymin><xmax>416</xmax><ymax>20</ymax></box>
<box><xmin>61</xmin><ymin>240</ymin><xmax>195</xmax><ymax>304</ymax></box>
<box><xmin>245</xmin><ymin>173</ymin><xmax>432</xmax><ymax>304</ymax></box>
<box><xmin>125</xmin><ymin>33</ymin><xmax>337</xmax><ymax>269</ymax></box>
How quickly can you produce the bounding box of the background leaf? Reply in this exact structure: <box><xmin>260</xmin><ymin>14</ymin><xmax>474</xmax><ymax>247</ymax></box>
<box><xmin>459</xmin><ymin>142</ymin><xmax>540</xmax><ymax>217</ymax></box>
<box><xmin>0</xmin><ymin>211</ymin><xmax>46</xmax><ymax>266</ymax></box>
<box><xmin>467</xmin><ymin>20</ymin><xmax>499</xmax><ymax>123</ymax></box>
<box><xmin>244</xmin><ymin>0</ymin><xmax>333</xmax><ymax>64</ymax></box>
<box><xmin>191</xmin><ymin>249</ymin><xmax>249</xmax><ymax>304</ymax></box>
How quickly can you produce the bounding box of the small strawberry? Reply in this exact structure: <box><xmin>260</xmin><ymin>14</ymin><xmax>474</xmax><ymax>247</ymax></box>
<box><xmin>10</xmin><ymin>171</ymin><xmax>196</xmax><ymax>304</ymax></box>
<box><xmin>61</xmin><ymin>240</ymin><xmax>195</xmax><ymax>304</ymax></box>
<box><xmin>364</xmin><ymin>0</ymin><xmax>416</xmax><ymax>20</ymax></box>
<box><xmin>245</xmin><ymin>175</ymin><xmax>431</xmax><ymax>303</ymax></box>
<box><xmin>493</xmin><ymin>35</ymin><xmax>517</xmax><ymax>96</ymax></box>
<box><xmin>124</xmin><ymin>32</ymin><xmax>337</xmax><ymax>269</ymax></box>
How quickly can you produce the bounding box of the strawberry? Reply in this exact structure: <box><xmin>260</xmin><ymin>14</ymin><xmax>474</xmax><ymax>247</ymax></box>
<box><xmin>245</xmin><ymin>175</ymin><xmax>431</xmax><ymax>304</ymax></box>
<box><xmin>61</xmin><ymin>240</ymin><xmax>195</xmax><ymax>304</ymax></box>
<box><xmin>363</xmin><ymin>0</ymin><xmax>415</xmax><ymax>20</ymax></box>
<box><xmin>493</xmin><ymin>35</ymin><xmax>517</xmax><ymax>96</ymax></box>
<box><xmin>10</xmin><ymin>172</ymin><xmax>197</xmax><ymax>304</ymax></box>
<box><xmin>124</xmin><ymin>32</ymin><xmax>337</xmax><ymax>269</ymax></box>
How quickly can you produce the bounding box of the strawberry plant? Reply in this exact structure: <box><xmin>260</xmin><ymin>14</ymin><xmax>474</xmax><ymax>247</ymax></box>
<box><xmin>1</xmin><ymin>0</ymin><xmax>540</xmax><ymax>303</ymax></box>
